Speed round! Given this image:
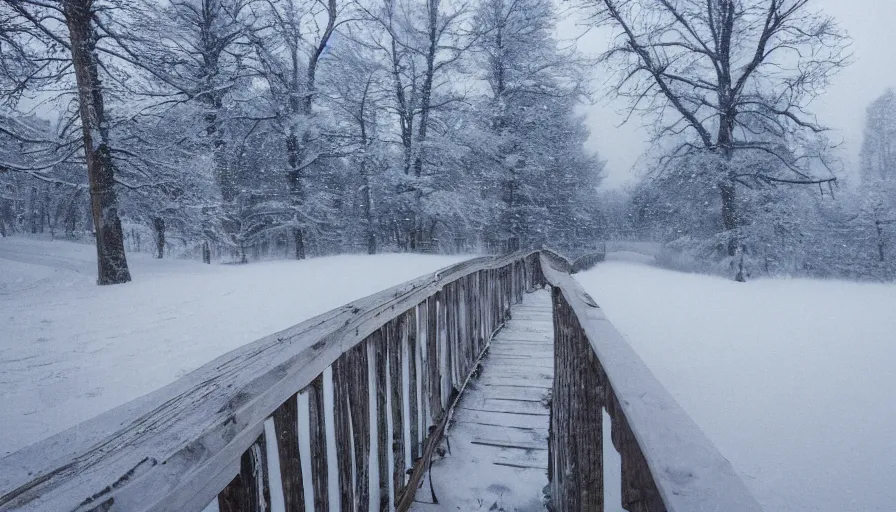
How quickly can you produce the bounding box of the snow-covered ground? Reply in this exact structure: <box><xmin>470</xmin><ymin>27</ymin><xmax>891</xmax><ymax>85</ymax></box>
<box><xmin>577</xmin><ymin>260</ymin><xmax>896</xmax><ymax>512</ymax></box>
<box><xmin>0</xmin><ymin>237</ymin><xmax>470</xmax><ymax>457</ymax></box>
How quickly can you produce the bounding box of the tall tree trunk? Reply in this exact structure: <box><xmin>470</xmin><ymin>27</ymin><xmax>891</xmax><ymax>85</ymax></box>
<box><xmin>719</xmin><ymin>179</ymin><xmax>738</xmax><ymax>253</ymax></box>
<box><xmin>293</xmin><ymin>226</ymin><xmax>305</xmax><ymax>260</ymax></box>
<box><xmin>717</xmin><ymin>107</ymin><xmax>745</xmax><ymax>282</ymax></box>
<box><xmin>286</xmin><ymin>131</ymin><xmax>306</xmax><ymax>260</ymax></box>
<box><xmin>29</xmin><ymin>186</ymin><xmax>37</xmax><ymax>234</ymax></box>
<box><xmin>718</xmin><ymin>180</ymin><xmax>745</xmax><ymax>282</ymax></box>
<box><xmin>64</xmin><ymin>0</ymin><xmax>131</xmax><ymax>285</ymax></box>
<box><xmin>152</xmin><ymin>216</ymin><xmax>165</xmax><ymax>259</ymax></box>
<box><xmin>361</xmin><ymin>180</ymin><xmax>376</xmax><ymax>254</ymax></box>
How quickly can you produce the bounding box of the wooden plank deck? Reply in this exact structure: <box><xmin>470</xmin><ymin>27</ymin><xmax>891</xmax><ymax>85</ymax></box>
<box><xmin>411</xmin><ymin>289</ymin><xmax>553</xmax><ymax>511</ymax></box>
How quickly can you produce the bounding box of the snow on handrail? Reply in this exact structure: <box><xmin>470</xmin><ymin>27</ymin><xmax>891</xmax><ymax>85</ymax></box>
<box><xmin>540</xmin><ymin>253</ymin><xmax>764</xmax><ymax>512</ymax></box>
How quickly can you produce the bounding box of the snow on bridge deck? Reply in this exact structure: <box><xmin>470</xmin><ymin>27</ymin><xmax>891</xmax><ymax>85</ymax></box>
<box><xmin>412</xmin><ymin>289</ymin><xmax>553</xmax><ymax>511</ymax></box>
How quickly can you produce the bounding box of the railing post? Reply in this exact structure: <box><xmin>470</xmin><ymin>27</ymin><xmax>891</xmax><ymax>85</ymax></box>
<box><xmin>307</xmin><ymin>375</ymin><xmax>329</xmax><ymax>512</ymax></box>
<box><xmin>549</xmin><ymin>286</ymin><xmax>604</xmax><ymax>512</ymax></box>
<box><xmin>271</xmin><ymin>394</ymin><xmax>306</xmax><ymax>511</ymax></box>
<box><xmin>387</xmin><ymin>317</ymin><xmax>406</xmax><ymax>505</ymax></box>
<box><xmin>333</xmin><ymin>355</ymin><xmax>355</xmax><ymax>510</ymax></box>
<box><xmin>217</xmin><ymin>435</ymin><xmax>271</xmax><ymax>512</ymax></box>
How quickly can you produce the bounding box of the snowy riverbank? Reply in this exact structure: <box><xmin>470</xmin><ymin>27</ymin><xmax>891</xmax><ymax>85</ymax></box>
<box><xmin>578</xmin><ymin>260</ymin><xmax>896</xmax><ymax>512</ymax></box>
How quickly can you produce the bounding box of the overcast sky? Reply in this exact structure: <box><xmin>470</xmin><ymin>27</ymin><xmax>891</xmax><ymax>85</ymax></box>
<box><xmin>564</xmin><ymin>0</ymin><xmax>896</xmax><ymax>189</ymax></box>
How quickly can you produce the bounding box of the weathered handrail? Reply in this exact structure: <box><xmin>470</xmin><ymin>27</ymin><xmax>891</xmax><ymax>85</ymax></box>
<box><xmin>541</xmin><ymin>254</ymin><xmax>764</xmax><ymax>512</ymax></box>
<box><xmin>0</xmin><ymin>251</ymin><xmax>541</xmax><ymax>512</ymax></box>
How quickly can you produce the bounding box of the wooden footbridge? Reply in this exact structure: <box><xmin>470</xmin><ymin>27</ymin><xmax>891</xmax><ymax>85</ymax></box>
<box><xmin>0</xmin><ymin>251</ymin><xmax>763</xmax><ymax>512</ymax></box>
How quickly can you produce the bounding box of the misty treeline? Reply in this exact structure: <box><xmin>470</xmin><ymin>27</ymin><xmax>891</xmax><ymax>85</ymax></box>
<box><xmin>598</xmin><ymin>85</ymin><xmax>896</xmax><ymax>280</ymax></box>
<box><xmin>1</xmin><ymin>0</ymin><xmax>892</xmax><ymax>285</ymax></box>
<box><xmin>0</xmin><ymin>0</ymin><xmax>603</xmax><ymax>283</ymax></box>
<box><xmin>583</xmin><ymin>0</ymin><xmax>893</xmax><ymax>281</ymax></box>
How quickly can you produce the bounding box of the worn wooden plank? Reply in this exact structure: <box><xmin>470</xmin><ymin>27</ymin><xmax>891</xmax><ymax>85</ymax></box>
<box><xmin>374</xmin><ymin>326</ymin><xmax>390</xmax><ymax>511</ymax></box>
<box><xmin>411</xmin><ymin>290</ymin><xmax>554</xmax><ymax>512</ymax></box>
<box><xmin>406</xmin><ymin>308</ymin><xmax>420</xmax><ymax>462</ymax></box>
<box><xmin>272</xmin><ymin>394</ymin><xmax>305</xmax><ymax>512</ymax></box>
<box><xmin>217</xmin><ymin>435</ymin><xmax>270</xmax><ymax>512</ymax></box>
<box><xmin>387</xmin><ymin>317</ymin><xmax>407</xmax><ymax>505</ymax></box>
<box><xmin>549</xmin><ymin>285</ymin><xmax>604</xmax><ymax>511</ymax></box>
<box><xmin>415</xmin><ymin>302</ymin><xmax>429</xmax><ymax>446</ymax></box>
<box><xmin>348</xmin><ymin>341</ymin><xmax>371</xmax><ymax>510</ymax></box>
<box><xmin>426</xmin><ymin>294</ymin><xmax>442</xmax><ymax>424</ymax></box>
<box><xmin>306</xmin><ymin>376</ymin><xmax>328</xmax><ymax>512</ymax></box>
<box><xmin>332</xmin><ymin>355</ymin><xmax>354</xmax><ymax>511</ymax></box>
<box><xmin>608</xmin><ymin>391</ymin><xmax>664</xmax><ymax>512</ymax></box>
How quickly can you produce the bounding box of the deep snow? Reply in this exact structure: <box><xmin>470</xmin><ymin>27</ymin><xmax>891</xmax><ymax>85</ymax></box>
<box><xmin>0</xmin><ymin>237</ymin><xmax>470</xmax><ymax>456</ymax></box>
<box><xmin>577</xmin><ymin>260</ymin><xmax>896</xmax><ymax>512</ymax></box>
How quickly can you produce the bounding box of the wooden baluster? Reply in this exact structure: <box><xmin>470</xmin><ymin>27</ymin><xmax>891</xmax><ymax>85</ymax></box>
<box><xmin>439</xmin><ymin>286</ymin><xmax>451</xmax><ymax>409</ymax></box>
<box><xmin>417</xmin><ymin>302</ymin><xmax>430</xmax><ymax>439</ymax></box>
<box><xmin>607</xmin><ymin>392</ymin><xmax>665</xmax><ymax>512</ymax></box>
<box><xmin>451</xmin><ymin>281</ymin><xmax>461</xmax><ymax>379</ymax></box>
<box><xmin>453</xmin><ymin>282</ymin><xmax>462</xmax><ymax>383</ymax></box>
<box><xmin>388</xmin><ymin>317</ymin><xmax>407</xmax><ymax>504</ymax></box>
<box><xmin>549</xmin><ymin>286</ymin><xmax>567</xmax><ymax>511</ymax></box>
<box><xmin>444</xmin><ymin>283</ymin><xmax>455</xmax><ymax>386</ymax></box>
<box><xmin>462</xmin><ymin>275</ymin><xmax>472</xmax><ymax>365</ymax></box>
<box><xmin>333</xmin><ymin>355</ymin><xmax>354</xmax><ymax>511</ymax></box>
<box><xmin>406</xmin><ymin>308</ymin><xmax>420</xmax><ymax>461</ymax></box>
<box><xmin>473</xmin><ymin>272</ymin><xmax>482</xmax><ymax>353</ymax></box>
<box><xmin>426</xmin><ymin>295</ymin><xmax>441</xmax><ymax>424</ymax></box>
<box><xmin>486</xmin><ymin>269</ymin><xmax>494</xmax><ymax>335</ymax></box>
<box><xmin>272</xmin><ymin>394</ymin><xmax>305</xmax><ymax>512</ymax></box>
<box><xmin>549</xmin><ymin>287</ymin><xmax>604</xmax><ymax>511</ymax></box>
<box><xmin>572</xmin><ymin>302</ymin><xmax>604</xmax><ymax>510</ymax></box>
<box><xmin>307</xmin><ymin>375</ymin><xmax>329</xmax><ymax>512</ymax></box>
<box><xmin>218</xmin><ymin>434</ymin><xmax>271</xmax><ymax>512</ymax></box>
<box><xmin>374</xmin><ymin>326</ymin><xmax>390</xmax><ymax>511</ymax></box>
<box><xmin>349</xmin><ymin>342</ymin><xmax>371</xmax><ymax>510</ymax></box>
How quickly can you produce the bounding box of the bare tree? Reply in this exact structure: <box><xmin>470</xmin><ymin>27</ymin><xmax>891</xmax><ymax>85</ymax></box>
<box><xmin>585</xmin><ymin>0</ymin><xmax>850</xmax><ymax>280</ymax></box>
<box><xmin>1</xmin><ymin>0</ymin><xmax>132</xmax><ymax>284</ymax></box>
<box><xmin>861</xmin><ymin>89</ymin><xmax>896</xmax><ymax>186</ymax></box>
<box><xmin>250</xmin><ymin>0</ymin><xmax>344</xmax><ymax>259</ymax></box>
<box><xmin>357</xmin><ymin>0</ymin><xmax>473</xmax><ymax>249</ymax></box>
<box><xmin>474</xmin><ymin>0</ymin><xmax>586</xmax><ymax>244</ymax></box>
<box><xmin>324</xmin><ymin>43</ymin><xmax>387</xmax><ymax>254</ymax></box>
<box><xmin>860</xmin><ymin>89</ymin><xmax>896</xmax><ymax>265</ymax></box>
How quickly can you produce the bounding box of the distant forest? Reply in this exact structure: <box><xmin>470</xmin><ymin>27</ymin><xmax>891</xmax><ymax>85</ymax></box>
<box><xmin>2</xmin><ymin>0</ymin><xmax>894</xmax><ymax>283</ymax></box>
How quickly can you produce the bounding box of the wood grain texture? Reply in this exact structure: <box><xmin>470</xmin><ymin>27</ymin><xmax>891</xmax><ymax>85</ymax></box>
<box><xmin>307</xmin><ymin>376</ymin><xmax>328</xmax><ymax>512</ymax></box>
<box><xmin>217</xmin><ymin>435</ymin><xmax>270</xmax><ymax>512</ymax></box>
<box><xmin>332</xmin><ymin>355</ymin><xmax>354</xmax><ymax>511</ymax></box>
<box><xmin>387</xmin><ymin>317</ymin><xmax>406</xmax><ymax>505</ymax></box>
<box><xmin>548</xmin><ymin>286</ymin><xmax>604</xmax><ymax>512</ymax></box>
<box><xmin>349</xmin><ymin>342</ymin><xmax>371</xmax><ymax>511</ymax></box>
<box><xmin>374</xmin><ymin>326</ymin><xmax>390</xmax><ymax>511</ymax></box>
<box><xmin>406</xmin><ymin>308</ymin><xmax>420</xmax><ymax>462</ymax></box>
<box><xmin>272</xmin><ymin>394</ymin><xmax>305</xmax><ymax>512</ymax></box>
<box><xmin>426</xmin><ymin>294</ymin><xmax>442</xmax><ymax>424</ymax></box>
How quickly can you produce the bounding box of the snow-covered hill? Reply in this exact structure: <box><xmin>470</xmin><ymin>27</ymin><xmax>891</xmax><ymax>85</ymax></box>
<box><xmin>0</xmin><ymin>237</ymin><xmax>471</xmax><ymax>456</ymax></box>
<box><xmin>578</xmin><ymin>261</ymin><xmax>896</xmax><ymax>512</ymax></box>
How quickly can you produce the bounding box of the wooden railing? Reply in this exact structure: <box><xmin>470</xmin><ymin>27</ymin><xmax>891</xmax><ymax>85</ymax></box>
<box><xmin>541</xmin><ymin>254</ymin><xmax>764</xmax><ymax>512</ymax></box>
<box><xmin>0</xmin><ymin>251</ymin><xmax>541</xmax><ymax>512</ymax></box>
<box><xmin>1</xmin><ymin>250</ymin><xmax>764</xmax><ymax>512</ymax></box>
